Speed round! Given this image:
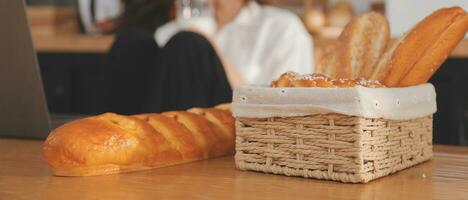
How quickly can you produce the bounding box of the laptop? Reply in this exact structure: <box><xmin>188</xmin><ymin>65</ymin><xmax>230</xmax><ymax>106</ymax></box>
<box><xmin>0</xmin><ymin>1</ymin><xmax>83</xmax><ymax>139</ymax></box>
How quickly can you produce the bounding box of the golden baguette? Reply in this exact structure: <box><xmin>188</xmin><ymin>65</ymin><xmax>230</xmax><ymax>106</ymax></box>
<box><xmin>162</xmin><ymin>111</ymin><xmax>230</xmax><ymax>157</ymax></box>
<box><xmin>375</xmin><ymin>7</ymin><xmax>466</xmax><ymax>87</ymax></box>
<box><xmin>188</xmin><ymin>108</ymin><xmax>236</xmax><ymax>153</ymax></box>
<box><xmin>43</xmin><ymin>105</ymin><xmax>234</xmax><ymax>176</ymax></box>
<box><xmin>214</xmin><ymin>103</ymin><xmax>232</xmax><ymax>112</ymax></box>
<box><xmin>398</xmin><ymin>14</ymin><xmax>468</xmax><ymax>86</ymax></box>
<box><xmin>43</xmin><ymin>113</ymin><xmax>182</xmax><ymax>176</ymax></box>
<box><xmin>133</xmin><ymin>113</ymin><xmax>206</xmax><ymax>160</ymax></box>
<box><xmin>318</xmin><ymin>12</ymin><xmax>389</xmax><ymax>79</ymax></box>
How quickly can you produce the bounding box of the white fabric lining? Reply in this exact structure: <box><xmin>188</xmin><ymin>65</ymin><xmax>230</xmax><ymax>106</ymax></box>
<box><xmin>232</xmin><ymin>84</ymin><xmax>437</xmax><ymax>120</ymax></box>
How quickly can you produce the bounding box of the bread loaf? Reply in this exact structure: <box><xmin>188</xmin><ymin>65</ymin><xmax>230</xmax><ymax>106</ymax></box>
<box><xmin>398</xmin><ymin>13</ymin><xmax>468</xmax><ymax>86</ymax></box>
<box><xmin>187</xmin><ymin>108</ymin><xmax>235</xmax><ymax>151</ymax></box>
<box><xmin>43</xmin><ymin>105</ymin><xmax>234</xmax><ymax>176</ymax></box>
<box><xmin>162</xmin><ymin>111</ymin><xmax>231</xmax><ymax>157</ymax></box>
<box><xmin>317</xmin><ymin>12</ymin><xmax>389</xmax><ymax>79</ymax></box>
<box><xmin>133</xmin><ymin>114</ymin><xmax>206</xmax><ymax>160</ymax></box>
<box><xmin>373</xmin><ymin>7</ymin><xmax>467</xmax><ymax>87</ymax></box>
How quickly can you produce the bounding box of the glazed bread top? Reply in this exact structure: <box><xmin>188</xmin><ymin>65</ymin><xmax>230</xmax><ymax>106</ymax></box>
<box><xmin>271</xmin><ymin>72</ymin><xmax>384</xmax><ymax>88</ymax></box>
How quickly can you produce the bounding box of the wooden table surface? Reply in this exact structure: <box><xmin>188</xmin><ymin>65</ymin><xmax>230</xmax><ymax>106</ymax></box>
<box><xmin>1</xmin><ymin>138</ymin><xmax>468</xmax><ymax>200</ymax></box>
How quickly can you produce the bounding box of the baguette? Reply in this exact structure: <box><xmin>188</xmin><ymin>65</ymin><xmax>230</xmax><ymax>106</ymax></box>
<box><xmin>373</xmin><ymin>7</ymin><xmax>467</xmax><ymax>87</ymax></box>
<box><xmin>162</xmin><ymin>111</ymin><xmax>231</xmax><ymax>157</ymax></box>
<box><xmin>398</xmin><ymin>13</ymin><xmax>468</xmax><ymax>86</ymax></box>
<box><xmin>318</xmin><ymin>12</ymin><xmax>389</xmax><ymax>79</ymax></box>
<box><xmin>133</xmin><ymin>114</ymin><xmax>206</xmax><ymax>160</ymax></box>
<box><xmin>214</xmin><ymin>103</ymin><xmax>232</xmax><ymax>112</ymax></box>
<box><xmin>187</xmin><ymin>108</ymin><xmax>235</xmax><ymax>147</ymax></box>
<box><xmin>43</xmin><ymin>105</ymin><xmax>235</xmax><ymax>176</ymax></box>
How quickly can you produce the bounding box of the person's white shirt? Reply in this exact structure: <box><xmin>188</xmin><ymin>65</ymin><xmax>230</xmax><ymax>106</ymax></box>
<box><xmin>155</xmin><ymin>1</ymin><xmax>314</xmax><ymax>85</ymax></box>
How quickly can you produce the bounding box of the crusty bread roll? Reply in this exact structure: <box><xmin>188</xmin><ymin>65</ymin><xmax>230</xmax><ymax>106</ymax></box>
<box><xmin>43</xmin><ymin>105</ymin><xmax>235</xmax><ymax>176</ymax></box>
<box><xmin>373</xmin><ymin>7</ymin><xmax>467</xmax><ymax>87</ymax></box>
<box><xmin>317</xmin><ymin>12</ymin><xmax>389</xmax><ymax>79</ymax></box>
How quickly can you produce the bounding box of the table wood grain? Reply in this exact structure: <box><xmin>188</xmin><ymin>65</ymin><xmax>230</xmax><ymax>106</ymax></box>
<box><xmin>0</xmin><ymin>138</ymin><xmax>467</xmax><ymax>200</ymax></box>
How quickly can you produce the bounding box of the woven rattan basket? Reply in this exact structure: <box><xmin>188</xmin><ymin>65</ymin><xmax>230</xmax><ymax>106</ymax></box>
<box><xmin>235</xmin><ymin>114</ymin><xmax>432</xmax><ymax>183</ymax></box>
<box><xmin>233</xmin><ymin>84</ymin><xmax>436</xmax><ymax>183</ymax></box>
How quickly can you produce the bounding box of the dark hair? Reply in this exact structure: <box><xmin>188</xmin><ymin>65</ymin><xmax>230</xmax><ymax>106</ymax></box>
<box><xmin>120</xmin><ymin>0</ymin><xmax>174</xmax><ymax>32</ymax></box>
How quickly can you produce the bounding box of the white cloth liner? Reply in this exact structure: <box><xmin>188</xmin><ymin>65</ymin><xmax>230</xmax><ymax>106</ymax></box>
<box><xmin>232</xmin><ymin>84</ymin><xmax>437</xmax><ymax>120</ymax></box>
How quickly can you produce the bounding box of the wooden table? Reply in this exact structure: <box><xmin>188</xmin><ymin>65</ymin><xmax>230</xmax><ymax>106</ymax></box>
<box><xmin>1</xmin><ymin>138</ymin><xmax>468</xmax><ymax>199</ymax></box>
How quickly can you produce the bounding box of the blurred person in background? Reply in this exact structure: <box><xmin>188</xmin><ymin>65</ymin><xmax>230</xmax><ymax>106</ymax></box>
<box><xmin>101</xmin><ymin>0</ymin><xmax>313</xmax><ymax>114</ymax></box>
<box><xmin>103</xmin><ymin>0</ymin><xmax>232</xmax><ymax>114</ymax></box>
<box><xmin>156</xmin><ymin>0</ymin><xmax>314</xmax><ymax>85</ymax></box>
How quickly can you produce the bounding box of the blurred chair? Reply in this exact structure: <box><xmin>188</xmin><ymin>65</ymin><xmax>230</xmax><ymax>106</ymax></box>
<box><xmin>430</xmin><ymin>58</ymin><xmax>468</xmax><ymax>146</ymax></box>
<box><xmin>102</xmin><ymin>28</ymin><xmax>160</xmax><ymax>114</ymax></box>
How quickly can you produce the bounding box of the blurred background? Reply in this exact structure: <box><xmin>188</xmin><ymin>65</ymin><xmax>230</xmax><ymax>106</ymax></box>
<box><xmin>24</xmin><ymin>0</ymin><xmax>468</xmax><ymax>145</ymax></box>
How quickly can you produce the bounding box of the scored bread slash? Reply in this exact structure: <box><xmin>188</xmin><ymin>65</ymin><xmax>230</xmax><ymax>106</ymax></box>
<box><xmin>133</xmin><ymin>113</ymin><xmax>206</xmax><ymax>160</ymax></box>
<box><xmin>162</xmin><ymin>111</ymin><xmax>231</xmax><ymax>158</ymax></box>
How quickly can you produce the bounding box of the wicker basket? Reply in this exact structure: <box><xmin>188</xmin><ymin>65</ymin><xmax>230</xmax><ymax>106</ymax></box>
<box><xmin>233</xmin><ymin>84</ymin><xmax>437</xmax><ymax>183</ymax></box>
<box><xmin>235</xmin><ymin>114</ymin><xmax>433</xmax><ymax>183</ymax></box>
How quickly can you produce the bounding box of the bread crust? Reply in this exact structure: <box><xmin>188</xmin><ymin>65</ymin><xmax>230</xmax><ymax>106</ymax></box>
<box><xmin>43</xmin><ymin>113</ymin><xmax>183</xmax><ymax>176</ymax></box>
<box><xmin>43</xmin><ymin>105</ymin><xmax>235</xmax><ymax>176</ymax></box>
<box><xmin>368</xmin><ymin>38</ymin><xmax>401</xmax><ymax>81</ymax></box>
<box><xmin>318</xmin><ymin>12</ymin><xmax>389</xmax><ymax>79</ymax></box>
<box><xmin>188</xmin><ymin>108</ymin><xmax>236</xmax><ymax>153</ymax></box>
<box><xmin>133</xmin><ymin>114</ymin><xmax>205</xmax><ymax>160</ymax></box>
<box><xmin>270</xmin><ymin>71</ymin><xmax>298</xmax><ymax>87</ymax></box>
<box><xmin>398</xmin><ymin>13</ymin><xmax>468</xmax><ymax>86</ymax></box>
<box><xmin>270</xmin><ymin>72</ymin><xmax>384</xmax><ymax>88</ymax></box>
<box><xmin>378</xmin><ymin>7</ymin><xmax>466</xmax><ymax>87</ymax></box>
<box><xmin>214</xmin><ymin>103</ymin><xmax>232</xmax><ymax>112</ymax></box>
<box><xmin>161</xmin><ymin>111</ymin><xmax>230</xmax><ymax>157</ymax></box>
